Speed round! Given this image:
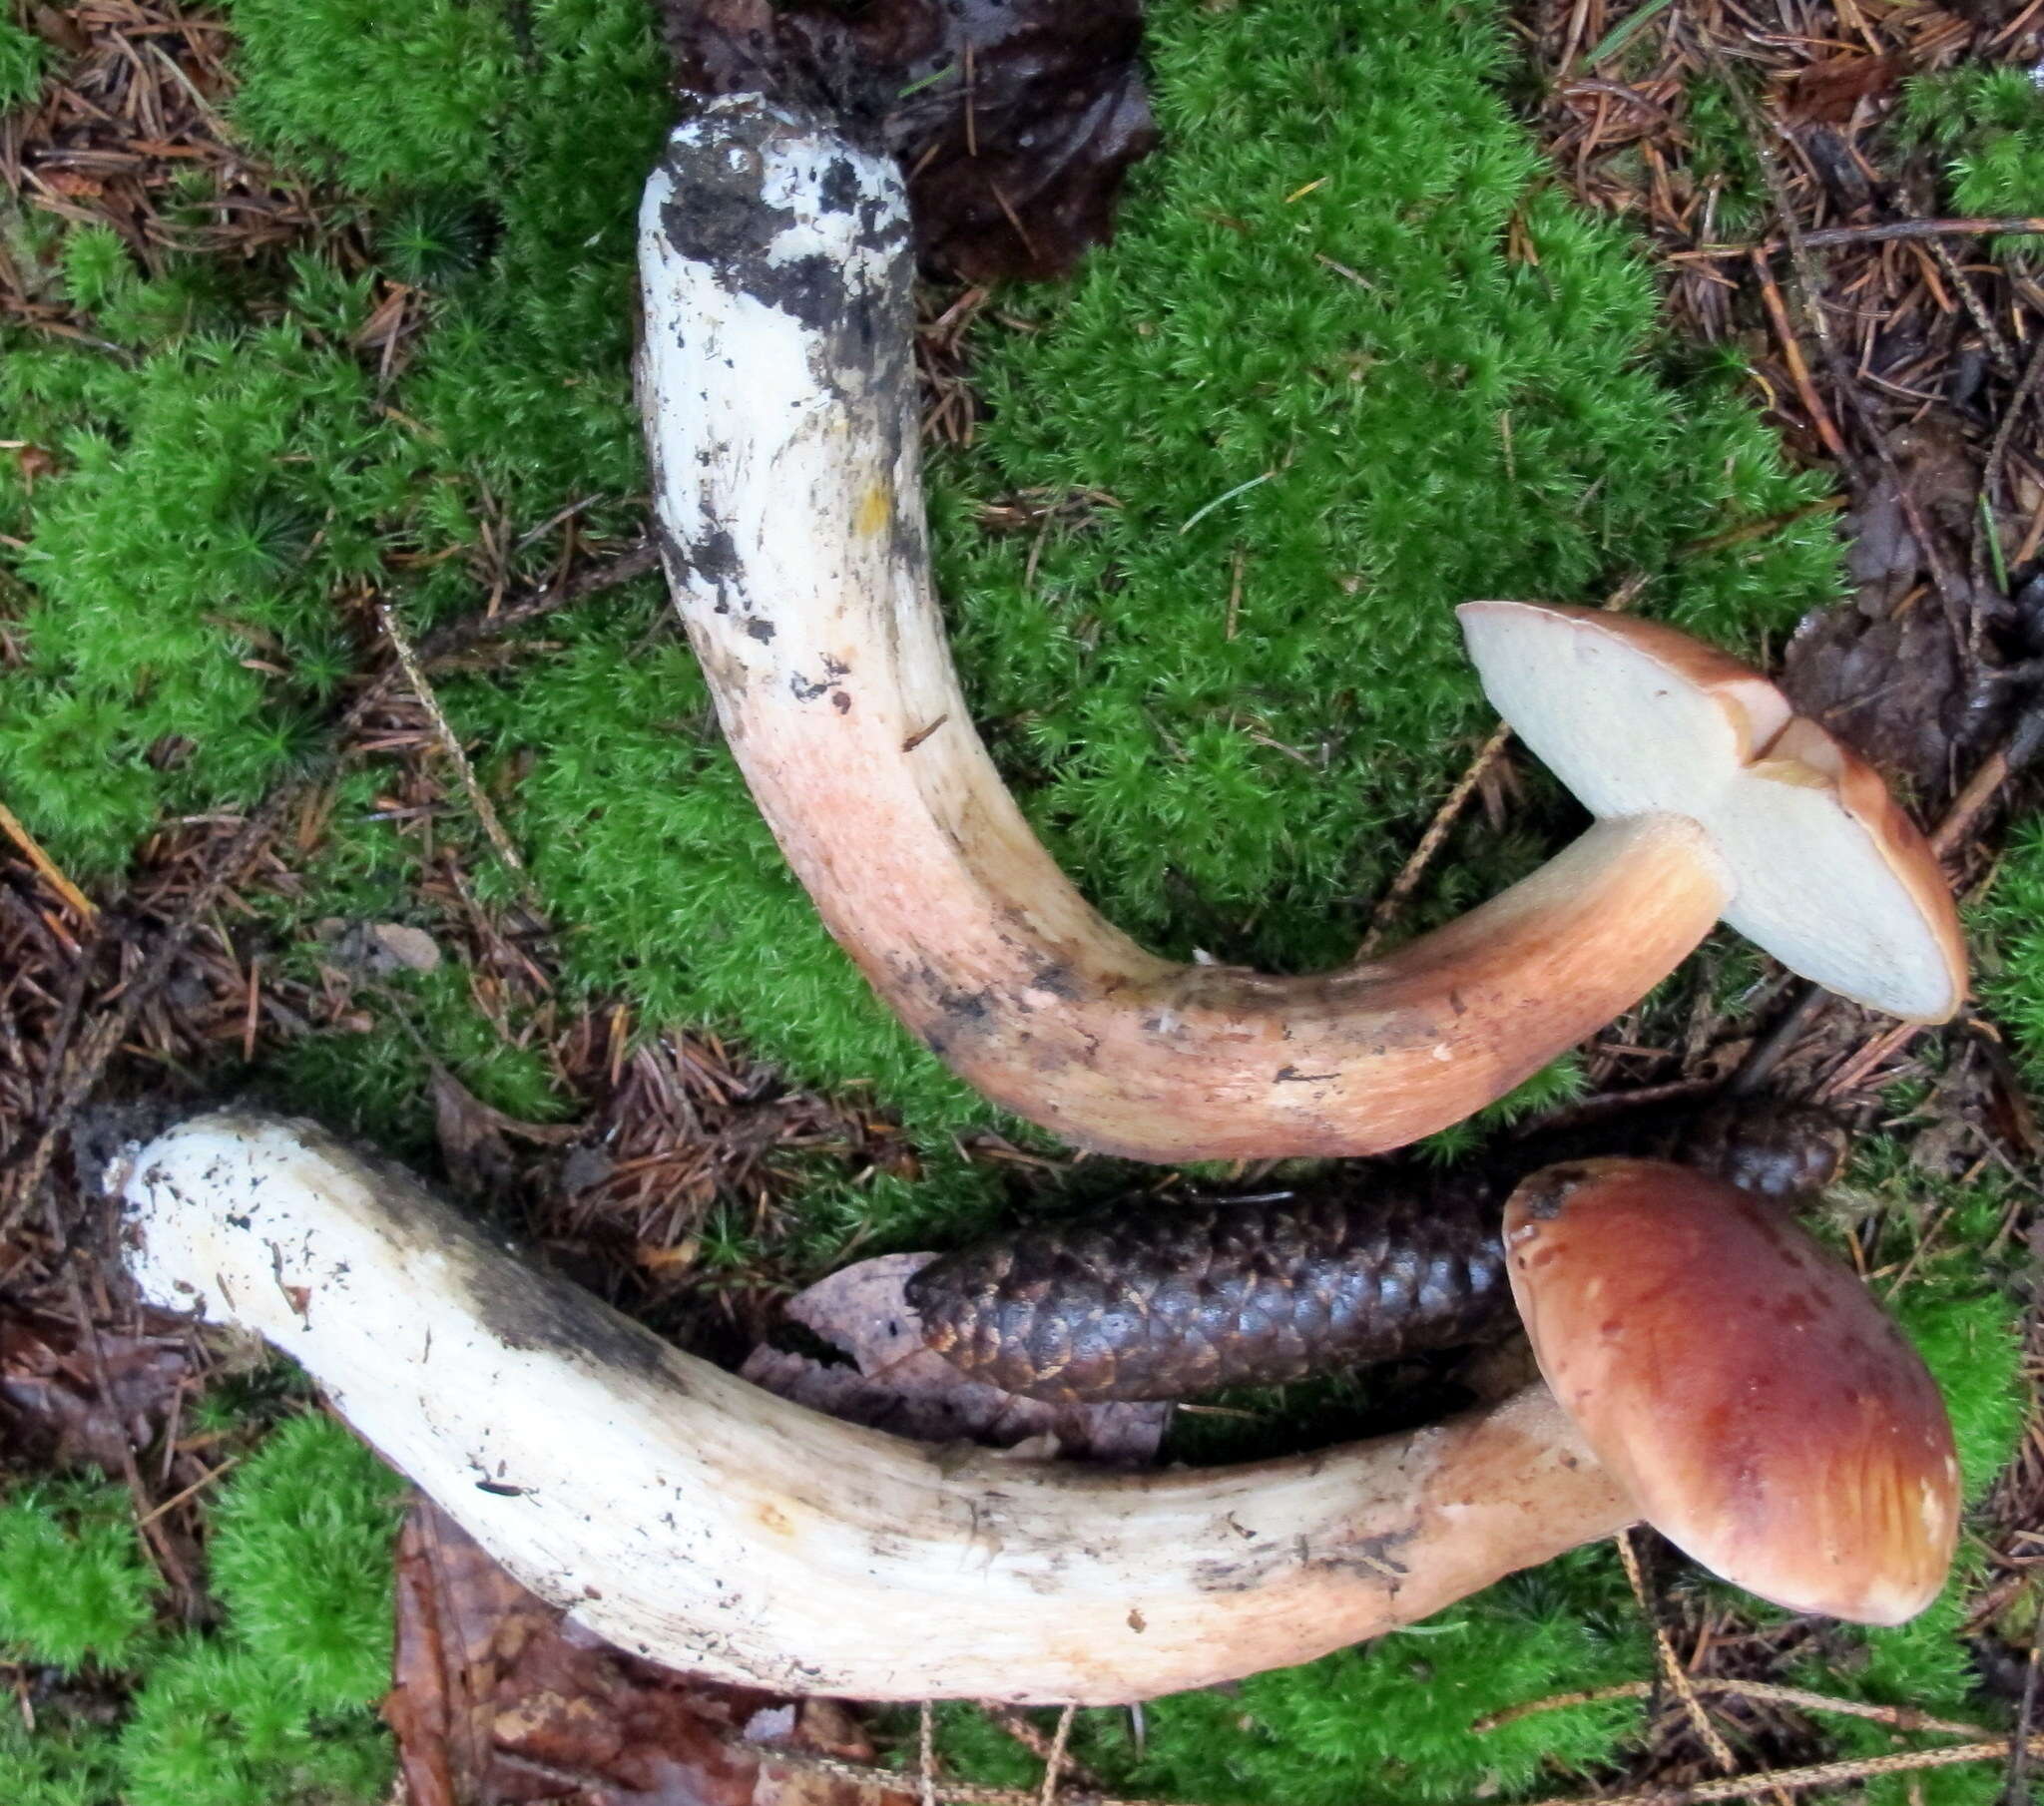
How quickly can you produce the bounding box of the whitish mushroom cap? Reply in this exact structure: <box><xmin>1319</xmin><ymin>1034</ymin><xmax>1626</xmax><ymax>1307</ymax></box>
<box><xmin>1457</xmin><ymin>601</ymin><xmax>1966</xmax><ymax>1024</ymax></box>
<box><xmin>1504</xmin><ymin>1158</ymin><xmax>1961</xmax><ymax>1626</ymax></box>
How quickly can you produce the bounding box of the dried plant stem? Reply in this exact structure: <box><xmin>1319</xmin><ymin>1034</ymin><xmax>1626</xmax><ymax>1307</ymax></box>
<box><xmin>1618</xmin><ymin>1530</ymin><xmax>1742</xmax><ymax>1780</ymax></box>
<box><xmin>1517</xmin><ymin>1739</ymin><xmax>2044</xmax><ymax>1806</ymax></box>
<box><xmin>1474</xmin><ymin>1678</ymin><xmax>1996</xmax><ymax>1739</ymax></box>
<box><xmin>1040</xmin><ymin>1706</ymin><xmax>1077</xmax><ymax>1806</ymax></box>
<box><xmin>750</xmin><ymin>1735</ymin><xmax>2044</xmax><ymax>1806</ymax></box>
<box><xmin>0</xmin><ymin>798</ymin><xmax>96</xmax><ymax>920</ymax></box>
<box><xmin>1355</xmin><ymin>720</ymin><xmax>1513</xmax><ymax>956</ymax></box>
<box><xmin>378</xmin><ymin>599</ymin><xmax>530</xmax><ymax>880</ymax></box>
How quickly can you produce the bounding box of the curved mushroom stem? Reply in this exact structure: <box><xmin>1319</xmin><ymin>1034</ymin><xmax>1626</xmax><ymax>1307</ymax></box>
<box><xmin>639</xmin><ymin>97</ymin><xmax>1734</xmax><ymax>1162</ymax></box>
<box><xmin>117</xmin><ymin>1111</ymin><xmax>1636</xmax><ymax>1704</ymax></box>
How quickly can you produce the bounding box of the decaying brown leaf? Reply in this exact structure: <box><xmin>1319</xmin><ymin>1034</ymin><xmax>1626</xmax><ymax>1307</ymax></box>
<box><xmin>659</xmin><ymin>0</ymin><xmax>1155</xmax><ymax>280</ymax></box>
<box><xmin>1780</xmin><ymin>418</ymin><xmax>2009</xmax><ymax>802</ymax></box>
<box><xmin>386</xmin><ymin>1498</ymin><xmax>916</xmax><ymax>1806</ymax></box>
<box><xmin>0</xmin><ymin>1314</ymin><xmax>192</xmax><ymax>1475</ymax></box>
<box><xmin>742</xmin><ymin>1251</ymin><xmax>1168</xmax><ymax>1462</ymax></box>
<box><xmin>430</xmin><ymin>1066</ymin><xmax>580</xmax><ymax>1204</ymax></box>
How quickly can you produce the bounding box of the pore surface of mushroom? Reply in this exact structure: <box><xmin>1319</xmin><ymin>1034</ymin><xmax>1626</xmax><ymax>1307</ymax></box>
<box><xmin>638</xmin><ymin>94</ymin><xmax>1964</xmax><ymax>1162</ymax></box>
<box><xmin>117</xmin><ymin>1111</ymin><xmax>1636</xmax><ymax>1705</ymax></box>
<box><xmin>1503</xmin><ymin>1157</ymin><xmax>1960</xmax><ymax>1625</ymax></box>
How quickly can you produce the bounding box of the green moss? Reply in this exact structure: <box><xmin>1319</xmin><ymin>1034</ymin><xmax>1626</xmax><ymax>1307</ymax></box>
<box><xmin>226</xmin><ymin>0</ymin><xmax>518</xmax><ymax>191</ymax></box>
<box><xmin>0</xmin><ymin>1413</ymin><xmax>400</xmax><ymax>1806</ymax></box>
<box><xmin>0</xmin><ymin>1476</ymin><xmax>156</xmax><ymax>1672</ymax></box>
<box><xmin>1973</xmin><ymin>813</ymin><xmax>2044</xmax><ymax>1088</ymax></box>
<box><xmin>0</xmin><ymin>1715</ymin><xmax>123</xmax><ymax>1806</ymax></box>
<box><xmin>119</xmin><ymin>1638</ymin><xmax>392</xmax><ymax>1806</ymax></box>
<box><xmin>0</xmin><ymin>12</ymin><xmax>47</xmax><ymax>113</ymax></box>
<box><xmin>206</xmin><ymin>1414</ymin><xmax>405</xmax><ymax>1710</ymax></box>
<box><xmin>1898</xmin><ymin>67</ymin><xmax>2044</xmax><ymax>258</ymax></box>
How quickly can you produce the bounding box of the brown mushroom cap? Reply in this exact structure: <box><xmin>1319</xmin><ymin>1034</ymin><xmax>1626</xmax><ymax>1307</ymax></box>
<box><xmin>1458</xmin><ymin>602</ymin><xmax>1966</xmax><ymax>1024</ymax></box>
<box><xmin>1503</xmin><ymin>1157</ymin><xmax>1960</xmax><ymax>1625</ymax></box>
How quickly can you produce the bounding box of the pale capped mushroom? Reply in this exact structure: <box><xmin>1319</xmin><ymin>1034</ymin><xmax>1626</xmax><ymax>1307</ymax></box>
<box><xmin>638</xmin><ymin>96</ymin><xmax>1965</xmax><ymax>1163</ymax></box>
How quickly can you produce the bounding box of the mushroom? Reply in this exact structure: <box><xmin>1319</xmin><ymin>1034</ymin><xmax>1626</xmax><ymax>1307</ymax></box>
<box><xmin>114</xmin><ymin>1110</ymin><xmax>1634</xmax><ymax>1705</ymax></box>
<box><xmin>1502</xmin><ymin>1157</ymin><xmax>1960</xmax><ymax>1625</ymax></box>
<box><xmin>116</xmin><ymin>1116</ymin><xmax>1960</xmax><ymax>1697</ymax></box>
<box><xmin>638</xmin><ymin>96</ymin><xmax>1965</xmax><ymax>1162</ymax></box>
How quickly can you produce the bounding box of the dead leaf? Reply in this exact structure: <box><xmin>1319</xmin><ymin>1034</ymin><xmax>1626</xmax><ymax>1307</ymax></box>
<box><xmin>743</xmin><ymin>1252</ymin><xmax>1168</xmax><ymax>1464</ymax></box>
<box><xmin>1780</xmin><ymin>602</ymin><xmax>1983</xmax><ymax>802</ymax></box>
<box><xmin>659</xmin><ymin>0</ymin><xmax>1156</xmax><ymax>281</ymax></box>
<box><xmin>1779</xmin><ymin>55</ymin><xmax>1900</xmax><ymax>126</ymax></box>
<box><xmin>430</xmin><ymin>1067</ymin><xmax>579</xmax><ymax>1204</ymax></box>
<box><xmin>1780</xmin><ymin>418</ymin><xmax>2011</xmax><ymax>800</ymax></box>
<box><xmin>386</xmin><ymin>1498</ymin><xmax>916</xmax><ymax>1806</ymax></box>
<box><xmin>0</xmin><ymin>1314</ymin><xmax>192</xmax><ymax>1476</ymax></box>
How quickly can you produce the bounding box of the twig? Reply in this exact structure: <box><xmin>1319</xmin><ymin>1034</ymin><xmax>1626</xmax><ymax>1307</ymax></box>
<box><xmin>2005</xmin><ymin>1631</ymin><xmax>2042</xmax><ymax>1806</ymax></box>
<box><xmin>1619</xmin><ymin>1530</ymin><xmax>1742</xmax><ymax>1781</ymax></box>
<box><xmin>412</xmin><ymin>536</ymin><xmax>658</xmax><ymax>666</ymax></box>
<box><xmin>133</xmin><ymin>1454</ymin><xmax>239</xmax><ymax>1530</ymax></box>
<box><xmin>1929</xmin><ymin>238</ymin><xmax>2016</xmax><ymax>380</ymax></box>
<box><xmin>1040</xmin><ymin>1706</ymin><xmax>1077</xmax><ymax>1806</ymax></box>
<box><xmin>981</xmin><ymin>1708</ymin><xmax>1105</xmax><ymax>1794</ymax></box>
<box><xmin>1475</xmin><ymin>1677</ymin><xmax>1995</xmax><ymax>1739</ymax></box>
<box><xmin>1674</xmin><ymin>219</ymin><xmax>2044</xmax><ymax>260</ymax></box>
<box><xmin>1727</xmin><ymin>982</ymin><xmax>1825</xmax><ymax>1096</ymax></box>
<box><xmin>378</xmin><ymin>599</ymin><xmax>530</xmax><ymax>879</ymax></box>
<box><xmin>1751</xmin><ymin>250</ymin><xmax>1847</xmax><ymax>463</ymax></box>
<box><xmin>0</xmin><ymin>798</ymin><xmax>96</xmax><ymax>921</ymax></box>
<box><xmin>1356</xmin><ymin>721</ymin><xmax>1513</xmax><ymax>956</ymax></box>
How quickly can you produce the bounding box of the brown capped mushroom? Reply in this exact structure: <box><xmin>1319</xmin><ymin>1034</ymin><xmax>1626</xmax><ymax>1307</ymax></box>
<box><xmin>1502</xmin><ymin>1157</ymin><xmax>1960</xmax><ymax>1625</ymax></box>
<box><xmin>114</xmin><ymin>1109</ymin><xmax>1636</xmax><ymax>1705</ymax></box>
<box><xmin>639</xmin><ymin>97</ymin><xmax>1966</xmax><ymax>1163</ymax></box>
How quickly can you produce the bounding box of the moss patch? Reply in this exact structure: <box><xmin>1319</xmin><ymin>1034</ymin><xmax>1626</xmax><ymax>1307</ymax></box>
<box><xmin>0</xmin><ymin>1414</ymin><xmax>402</xmax><ymax>1806</ymax></box>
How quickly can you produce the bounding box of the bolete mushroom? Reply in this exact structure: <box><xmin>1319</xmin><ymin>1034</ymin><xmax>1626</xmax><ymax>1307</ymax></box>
<box><xmin>113</xmin><ymin>1110</ymin><xmax>1634</xmax><ymax>1705</ymax></box>
<box><xmin>1502</xmin><ymin>1157</ymin><xmax>1960</xmax><ymax>1625</ymax></box>
<box><xmin>115</xmin><ymin>1117</ymin><xmax>1960</xmax><ymax>1696</ymax></box>
<box><xmin>638</xmin><ymin>96</ymin><xmax>1965</xmax><ymax>1163</ymax></box>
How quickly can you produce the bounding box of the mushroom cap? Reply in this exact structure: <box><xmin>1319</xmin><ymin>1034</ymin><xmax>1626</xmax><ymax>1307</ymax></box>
<box><xmin>1456</xmin><ymin>601</ymin><xmax>1966</xmax><ymax>1024</ymax></box>
<box><xmin>1503</xmin><ymin>1157</ymin><xmax>1960</xmax><ymax>1625</ymax></box>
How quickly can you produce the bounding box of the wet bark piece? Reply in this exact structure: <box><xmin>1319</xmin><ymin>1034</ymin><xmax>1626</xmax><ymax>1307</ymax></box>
<box><xmin>906</xmin><ymin>1189</ymin><xmax>1512</xmax><ymax>1403</ymax></box>
<box><xmin>659</xmin><ymin>0</ymin><xmax>1154</xmax><ymax>279</ymax></box>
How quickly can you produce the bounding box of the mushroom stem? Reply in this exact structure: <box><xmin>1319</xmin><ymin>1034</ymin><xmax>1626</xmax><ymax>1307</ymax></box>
<box><xmin>117</xmin><ymin>1111</ymin><xmax>1635</xmax><ymax>1704</ymax></box>
<box><xmin>639</xmin><ymin>96</ymin><xmax>1736</xmax><ymax>1162</ymax></box>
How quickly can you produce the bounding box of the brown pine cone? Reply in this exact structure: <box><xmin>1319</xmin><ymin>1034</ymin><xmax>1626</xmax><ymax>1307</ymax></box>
<box><xmin>906</xmin><ymin>1187</ymin><xmax>1509</xmax><ymax>1403</ymax></box>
